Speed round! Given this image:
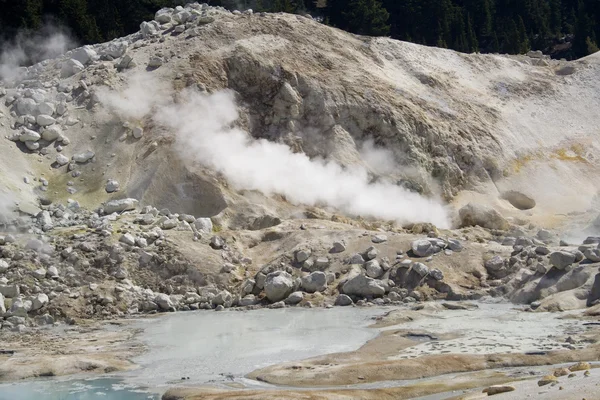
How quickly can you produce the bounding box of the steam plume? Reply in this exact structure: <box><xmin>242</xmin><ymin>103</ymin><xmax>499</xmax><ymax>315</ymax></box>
<box><xmin>99</xmin><ymin>74</ymin><xmax>450</xmax><ymax>228</ymax></box>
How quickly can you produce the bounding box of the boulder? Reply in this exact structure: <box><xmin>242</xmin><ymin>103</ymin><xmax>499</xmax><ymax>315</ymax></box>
<box><xmin>31</xmin><ymin>293</ymin><xmax>49</xmax><ymax>311</ymax></box>
<box><xmin>412</xmin><ymin>262</ymin><xmax>429</xmax><ymax>277</ymax></box>
<box><xmin>549</xmin><ymin>251</ymin><xmax>576</xmax><ymax>270</ymax></box>
<box><xmin>19</xmin><ymin>128</ymin><xmax>41</xmax><ymax>142</ymax></box>
<box><xmin>0</xmin><ymin>284</ymin><xmax>20</xmax><ymax>298</ymax></box>
<box><xmin>101</xmin><ymin>41</ymin><xmax>128</xmax><ymax>58</ymax></box>
<box><xmin>16</xmin><ymin>98</ymin><xmax>37</xmax><ymax>115</ymax></box>
<box><xmin>584</xmin><ymin>248</ymin><xmax>600</xmax><ymax>262</ymax></box>
<box><xmin>60</xmin><ymin>59</ymin><xmax>85</xmax><ymax>78</ymax></box>
<box><xmin>154</xmin><ymin>293</ymin><xmax>173</xmax><ymax>310</ymax></box>
<box><xmin>56</xmin><ymin>154</ymin><xmax>69</xmax><ymax>166</ymax></box>
<box><xmin>105</xmin><ymin>179</ymin><xmax>120</xmax><ymax>193</ymax></box>
<box><xmin>447</xmin><ymin>238</ymin><xmax>463</xmax><ymax>251</ymax></box>
<box><xmin>430</xmin><ymin>268</ymin><xmax>444</xmax><ymax>281</ymax></box>
<box><xmin>140</xmin><ymin>21</ymin><xmax>160</xmax><ymax>38</ymax></box>
<box><xmin>285</xmin><ymin>291</ymin><xmax>304</xmax><ymax>305</ymax></box>
<box><xmin>330</xmin><ymin>241</ymin><xmax>346</xmax><ymax>253</ymax></box>
<box><xmin>119</xmin><ymin>233</ymin><xmax>136</xmax><ymax>246</ymax></box>
<box><xmin>0</xmin><ymin>293</ymin><xmax>5</xmax><ymax>315</ymax></box>
<box><xmin>71</xmin><ymin>46</ymin><xmax>98</xmax><ymax>65</ymax></box>
<box><xmin>103</xmin><ymin>198</ymin><xmax>139</xmax><ymax>214</ymax></box>
<box><xmin>41</xmin><ymin>125</ymin><xmax>62</xmax><ymax>141</ymax></box>
<box><xmin>148</xmin><ymin>57</ymin><xmax>163</xmax><ymax>68</ymax></box>
<box><xmin>412</xmin><ymin>239</ymin><xmax>436</xmax><ymax>257</ymax></box>
<box><xmin>335</xmin><ymin>294</ymin><xmax>353</xmax><ymax>306</ymax></box>
<box><xmin>193</xmin><ymin>218</ymin><xmax>213</xmax><ymax>234</ymax></box>
<box><xmin>8</xmin><ymin>297</ymin><xmax>32</xmax><ymax>317</ymax></box>
<box><xmin>458</xmin><ymin>203</ymin><xmax>510</xmax><ymax>230</ymax></box>
<box><xmin>36</xmin><ymin>114</ymin><xmax>55</xmax><ymax>126</ymax></box>
<box><xmin>347</xmin><ymin>253</ymin><xmax>365</xmax><ymax>264</ymax></box>
<box><xmin>296</xmin><ymin>249</ymin><xmax>311</xmax><ymax>263</ymax></box>
<box><xmin>46</xmin><ymin>266</ymin><xmax>59</xmax><ymax>278</ymax></box>
<box><xmin>239</xmin><ymin>295</ymin><xmax>257</xmax><ymax>306</ymax></box>
<box><xmin>365</xmin><ymin>246</ymin><xmax>378</xmax><ymax>260</ymax></box>
<box><xmin>264</xmin><ymin>271</ymin><xmax>294</xmax><ymax>302</ymax></box>
<box><xmin>155</xmin><ymin>9</ymin><xmax>173</xmax><ymax>24</ymax></box>
<box><xmin>342</xmin><ymin>274</ymin><xmax>386</xmax><ymax>297</ymax></box>
<box><xmin>365</xmin><ymin>259</ymin><xmax>382</xmax><ymax>278</ymax></box>
<box><xmin>301</xmin><ymin>271</ymin><xmax>327</xmax><ymax>293</ymax></box>
<box><xmin>211</xmin><ymin>290</ymin><xmax>232</xmax><ymax>306</ymax></box>
<box><xmin>73</xmin><ymin>151</ymin><xmax>95</xmax><ymax>163</ymax></box>
<box><xmin>210</xmin><ymin>236</ymin><xmax>226</xmax><ymax>249</ymax></box>
<box><xmin>371</xmin><ymin>234</ymin><xmax>388</xmax><ymax>243</ymax></box>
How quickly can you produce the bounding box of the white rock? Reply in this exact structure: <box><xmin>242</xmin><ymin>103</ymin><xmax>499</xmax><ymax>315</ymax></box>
<box><xmin>140</xmin><ymin>21</ymin><xmax>160</xmax><ymax>38</ymax></box>
<box><xmin>103</xmin><ymin>198</ymin><xmax>139</xmax><ymax>214</ymax></box>
<box><xmin>285</xmin><ymin>291</ymin><xmax>304</xmax><ymax>305</ymax></box>
<box><xmin>372</xmin><ymin>234</ymin><xmax>388</xmax><ymax>243</ymax></box>
<box><xmin>8</xmin><ymin>297</ymin><xmax>32</xmax><ymax>317</ymax></box>
<box><xmin>36</xmin><ymin>102</ymin><xmax>56</xmax><ymax>116</ymax></box>
<box><xmin>342</xmin><ymin>274</ymin><xmax>385</xmax><ymax>297</ymax></box>
<box><xmin>0</xmin><ymin>284</ymin><xmax>20</xmax><ymax>298</ymax></box>
<box><xmin>15</xmin><ymin>98</ymin><xmax>37</xmax><ymax>116</ymax></box>
<box><xmin>105</xmin><ymin>179</ymin><xmax>120</xmax><ymax>193</ymax></box>
<box><xmin>154</xmin><ymin>293</ymin><xmax>173</xmax><ymax>310</ymax></box>
<box><xmin>72</xmin><ymin>151</ymin><xmax>95</xmax><ymax>163</ymax></box>
<box><xmin>365</xmin><ymin>259</ymin><xmax>382</xmax><ymax>278</ymax></box>
<box><xmin>0</xmin><ymin>293</ymin><xmax>5</xmax><ymax>315</ymax></box>
<box><xmin>36</xmin><ymin>114</ymin><xmax>56</xmax><ymax>126</ymax></box>
<box><xmin>119</xmin><ymin>233</ymin><xmax>136</xmax><ymax>246</ymax></box>
<box><xmin>31</xmin><ymin>293</ymin><xmax>49</xmax><ymax>311</ymax></box>
<box><xmin>61</xmin><ymin>59</ymin><xmax>85</xmax><ymax>78</ymax></box>
<box><xmin>56</xmin><ymin>154</ymin><xmax>70</xmax><ymax>166</ymax></box>
<box><xmin>25</xmin><ymin>141</ymin><xmax>39</xmax><ymax>151</ymax></box>
<box><xmin>301</xmin><ymin>271</ymin><xmax>327</xmax><ymax>293</ymax></box>
<box><xmin>71</xmin><ymin>46</ymin><xmax>98</xmax><ymax>65</ymax></box>
<box><xmin>19</xmin><ymin>128</ymin><xmax>41</xmax><ymax>142</ymax></box>
<box><xmin>147</xmin><ymin>57</ymin><xmax>163</xmax><ymax>68</ymax></box>
<box><xmin>193</xmin><ymin>218</ymin><xmax>213</xmax><ymax>234</ymax></box>
<box><xmin>264</xmin><ymin>271</ymin><xmax>294</xmax><ymax>302</ymax></box>
<box><xmin>101</xmin><ymin>41</ymin><xmax>129</xmax><ymax>58</ymax></box>
<box><xmin>46</xmin><ymin>266</ymin><xmax>59</xmax><ymax>278</ymax></box>
<box><xmin>155</xmin><ymin>9</ymin><xmax>173</xmax><ymax>24</ymax></box>
<box><xmin>41</xmin><ymin>125</ymin><xmax>62</xmax><ymax>141</ymax></box>
<box><xmin>132</xmin><ymin>126</ymin><xmax>144</xmax><ymax>138</ymax></box>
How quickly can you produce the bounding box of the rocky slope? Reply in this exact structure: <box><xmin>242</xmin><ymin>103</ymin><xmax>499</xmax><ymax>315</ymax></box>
<box><xmin>0</xmin><ymin>2</ymin><xmax>599</xmax><ymax>361</ymax></box>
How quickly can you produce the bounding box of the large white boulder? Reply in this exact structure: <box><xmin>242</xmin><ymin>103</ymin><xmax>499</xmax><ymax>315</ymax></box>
<box><xmin>41</xmin><ymin>125</ymin><xmax>63</xmax><ymax>141</ymax></box>
<box><xmin>101</xmin><ymin>41</ymin><xmax>128</xmax><ymax>58</ymax></box>
<box><xmin>154</xmin><ymin>293</ymin><xmax>173</xmax><ymax>310</ymax></box>
<box><xmin>103</xmin><ymin>198</ymin><xmax>139</xmax><ymax>214</ymax></box>
<box><xmin>193</xmin><ymin>218</ymin><xmax>213</xmax><ymax>234</ymax></box>
<box><xmin>342</xmin><ymin>273</ymin><xmax>386</xmax><ymax>297</ymax></box>
<box><xmin>71</xmin><ymin>46</ymin><xmax>98</xmax><ymax>65</ymax></box>
<box><xmin>61</xmin><ymin>59</ymin><xmax>85</xmax><ymax>78</ymax></box>
<box><xmin>15</xmin><ymin>97</ymin><xmax>37</xmax><ymax>115</ymax></box>
<box><xmin>19</xmin><ymin>128</ymin><xmax>41</xmax><ymax>142</ymax></box>
<box><xmin>155</xmin><ymin>9</ymin><xmax>173</xmax><ymax>24</ymax></box>
<box><xmin>31</xmin><ymin>293</ymin><xmax>49</xmax><ymax>311</ymax></box>
<box><xmin>36</xmin><ymin>114</ymin><xmax>56</xmax><ymax>126</ymax></box>
<box><xmin>264</xmin><ymin>271</ymin><xmax>294</xmax><ymax>302</ymax></box>
<box><xmin>301</xmin><ymin>271</ymin><xmax>327</xmax><ymax>293</ymax></box>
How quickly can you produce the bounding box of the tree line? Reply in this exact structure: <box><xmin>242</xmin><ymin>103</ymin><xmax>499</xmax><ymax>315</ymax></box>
<box><xmin>1</xmin><ymin>0</ymin><xmax>598</xmax><ymax>60</ymax></box>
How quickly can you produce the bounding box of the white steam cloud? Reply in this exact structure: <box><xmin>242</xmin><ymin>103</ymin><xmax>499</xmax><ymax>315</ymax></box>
<box><xmin>0</xmin><ymin>190</ymin><xmax>17</xmax><ymax>225</ymax></box>
<box><xmin>99</xmin><ymin>73</ymin><xmax>450</xmax><ymax>228</ymax></box>
<box><xmin>0</xmin><ymin>26</ymin><xmax>75</xmax><ymax>82</ymax></box>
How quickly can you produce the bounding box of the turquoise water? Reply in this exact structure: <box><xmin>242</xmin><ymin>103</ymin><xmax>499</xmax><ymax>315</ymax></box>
<box><xmin>0</xmin><ymin>378</ymin><xmax>159</xmax><ymax>400</ymax></box>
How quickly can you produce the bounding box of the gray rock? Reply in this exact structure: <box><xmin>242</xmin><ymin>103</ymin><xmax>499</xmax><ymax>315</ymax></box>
<box><xmin>296</xmin><ymin>249</ymin><xmax>311</xmax><ymax>263</ymax></box>
<box><xmin>447</xmin><ymin>238</ymin><xmax>463</xmax><ymax>251</ymax></box>
<box><xmin>330</xmin><ymin>241</ymin><xmax>346</xmax><ymax>253</ymax></box>
<box><xmin>0</xmin><ymin>285</ymin><xmax>20</xmax><ymax>298</ymax></box>
<box><xmin>103</xmin><ymin>198</ymin><xmax>139</xmax><ymax>214</ymax></box>
<box><xmin>61</xmin><ymin>59</ymin><xmax>84</xmax><ymax>78</ymax></box>
<box><xmin>584</xmin><ymin>248</ymin><xmax>600</xmax><ymax>263</ymax></box>
<box><xmin>485</xmin><ymin>256</ymin><xmax>505</xmax><ymax>272</ymax></box>
<box><xmin>535</xmin><ymin>246</ymin><xmax>550</xmax><ymax>255</ymax></box>
<box><xmin>32</xmin><ymin>268</ymin><xmax>46</xmax><ymax>279</ymax></box>
<box><xmin>515</xmin><ymin>237</ymin><xmax>533</xmax><ymax>247</ymax></box>
<box><xmin>193</xmin><ymin>218</ymin><xmax>213</xmax><ymax>234</ymax></box>
<box><xmin>31</xmin><ymin>293</ymin><xmax>49</xmax><ymax>311</ymax></box>
<box><xmin>105</xmin><ymin>180</ymin><xmax>120</xmax><ymax>193</ymax></box>
<box><xmin>46</xmin><ymin>266</ymin><xmax>59</xmax><ymax>278</ymax></box>
<box><xmin>365</xmin><ymin>259</ymin><xmax>382</xmax><ymax>278</ymax></box>
<box><xmin>387</xmin><ymin>291</ymin><xmax>403</xmax><ymax>301</ymax></box>
<box><xmin>211</xmin><ymin>290</ymin><xmax>232</xmax><ymax>306</ymax></box>
<box><xmin>239</xmin><ymin>294</ymin><xmax>257</xmax><ymax>306</ymax></box>
<box><xmin>412</xmin><ymin>262</ymin><xmax>429</xmax><ymax>277</ymax></box>
<box><xmin>8</xmin><ymin>297</ymin><xmax>32</xmax><ymax>317</ymax></box>
<box><xmin>549</xmin><ymin>251</ymin><xmax>576</xmax><ymax>270</ymax></box>
<box><xmin>210</xmin><ymin>236</ymin><xmax>226</xmax><ymax>249</ymax></box>
<box><xmin>301</xmin><ymin>271</ymin><xmax>327</xmax><ymax>293</ymax></box>
<box><xmin>154</xmin><ymin>293</ymin><xmax>173</xmax><ymax>310</ymax></box>
<box><xmin>56</xmin><ymin>154</ymin><xmax>70</xmax><ymax>166</ymax></box>
<box><xmin>255</xmin><ymin>272</ymin><xmax>267</xmax><ymax>290</ymax></box>
<box><xmin>285</xmin><ymin>291</ymin><xmax>304</xmax><ymax>305</ymax></box>
<box><xmin>342</xmin><ymin>274</ymin><xmax>386</xmax><ymax>297</ymax></box>
<box><xmin>119</xmin><ymin>233</ymin><xmax>136</xmax><ymax>246</ymax></box>
<box><xmin>412</xmin><ymin>239</ymin><xmax>436</xmax><ymax>257</ymax></box>
<box><xmin>372</xmin><ymin>234</ymin><xmax>388</xmax><ymax>243</ymax></box>
<box><xmin>335</xmin><ymin>294</ymin><xmax>353</xmax><ymax>306</ymax></box>
<box><xmin>162</xmin><ymin>219</ymin><xmax>178</xmax><ymax>229</ymax></box>
<box><xmin>347</xmin><ymin>253</ymin><xmax>365</xmax><ymax>264</ymax></box>
<box><xmin>36</xmin><ymin>114</ymin><xmax>55</xmax><ymax>126</ymax></box>
<box><xmin>264</xmin><ymin>271</ymin><xmax>294</xmax><ymax>302</ymax></box>
<box><xmin>0</xmin><ymin>293</ymin><xmax>5</xmax><ymax>315</ymax></box>
<box><xmin>314</xmin><ymin>257</ymin><xmax>329</xmax><ymax>269</ymax></box>
<box><xmin>365</xmin><ymin>246</ymin><xmax>378</xmax><ymax>260</ymax></box>
<box><xmin>430</xmin><ymin>268</ymin><xmax>444</xmax><ymax>281</ymax></box>
<box><xmin>458</xmin><ymin>203</ymin><xmax>510</xmax><ymax>230</ymax></box>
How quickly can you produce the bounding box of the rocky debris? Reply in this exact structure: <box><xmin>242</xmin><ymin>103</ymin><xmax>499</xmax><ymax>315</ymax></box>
<box><xmin>264</xmin><ymin>271</ymin><xmax>294</xmax><ymax>302</ymax></box>
<box><xmin>301</xmin><ymin>271</ymin><xmax>327</xmax><ymax>293</ymax></box>
<box><xmin>342</xmin><ymin>274</ymin><xmax>385</xmax><ymax>297</ymax></box>
<box><xmin>549</xmin><ymin>251</ymin><xmax>576</xmax><ymax>270</ymax></box>
<box><xmin>459</xmin><ymin>203</ymin><xmax>510</xmax><ymax>230</ymax></box>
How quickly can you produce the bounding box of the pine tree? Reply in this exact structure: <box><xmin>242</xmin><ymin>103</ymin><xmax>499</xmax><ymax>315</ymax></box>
<box><xmin>466</xmin><ymin>13</ymin><xmax>479</xmax><ymax>52</ymax></box>
<box><xmin>343</xmin><ymin>0</ymin><xmax>390</xmax><ymax>36</ymax></box>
